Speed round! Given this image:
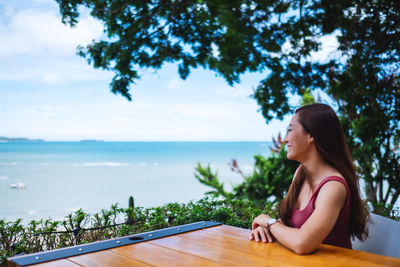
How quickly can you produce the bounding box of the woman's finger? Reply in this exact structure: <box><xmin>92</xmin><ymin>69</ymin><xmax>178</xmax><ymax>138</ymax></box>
<box><xmin>252</xmin><ymin>222</ymin><xmax>260</xmax><ymax>230</ymax></box>
<box><xmin>253</xmin><ymin>226</ymin><xmax>267</xmax><ymax>243</ymax></box>
<box><xmin>265</xmin><ymin>227</ymin><xmax>273</xmax><ymax>242</ymax></box>
<box><xmin>259</xmin><ymin>227</ymin><xmax>267</xmax><ymax>243</ymax></box>
<box><xmin>253</xmin><ymin>229</ymin><xmax>259</xmax><ymax>242</ymax></box>
<box><xmin>249</xmin><ymin>231</ymin><xmax>254</xmax><ymax>240</ymax></box>
<box><xmin>252</xmin><ymin>217</ymin><xmax>261</xmax><ymax>230</ymax></box>
<box><xmin>250</xmin><ymin>227</ymin><xmax>273</xmax><ymax>243</ymax></box>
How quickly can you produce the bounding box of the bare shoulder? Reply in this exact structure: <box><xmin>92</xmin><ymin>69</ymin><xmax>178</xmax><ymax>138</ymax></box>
<box><xmin>320</xmin><ymin>179</ymin><xmax>347</xmax><ymax>195</ymax></box>
<box><xmin>315</xmin><ymin>179</ymin><xmax>347</xmax><ymax>209</ymax></box>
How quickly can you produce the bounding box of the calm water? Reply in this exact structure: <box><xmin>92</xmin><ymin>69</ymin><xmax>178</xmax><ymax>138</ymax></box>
<box><xmin>0</xmin><ymin>142</ymin><xmax>271</xmax><ymax>222</ymax></box>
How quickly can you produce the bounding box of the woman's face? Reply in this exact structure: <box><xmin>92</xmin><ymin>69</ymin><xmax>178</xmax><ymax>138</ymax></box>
<box><xmin>284</xmin><ymin>113</ymin><xmax>312</xmax><ymax>162</ymax></box>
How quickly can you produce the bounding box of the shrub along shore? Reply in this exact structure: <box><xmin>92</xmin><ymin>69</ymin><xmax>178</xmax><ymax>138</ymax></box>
<box><xmin>0</xmin><ymin>197</ymin><xmax>275</xmax><ymax>266</ymax></box>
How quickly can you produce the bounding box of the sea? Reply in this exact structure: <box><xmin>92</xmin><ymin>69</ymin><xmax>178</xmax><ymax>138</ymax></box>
<box><xmin>0</xmin><ymin>141</ymin><xmax>272</xmax><ymax>222</ymax></box>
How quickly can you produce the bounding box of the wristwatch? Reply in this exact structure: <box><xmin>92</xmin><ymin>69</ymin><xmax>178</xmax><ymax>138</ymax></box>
<box><xmin>267</xmin><ymin>218</ymin><xmax>277</xmax><ymax>228</ymax></box>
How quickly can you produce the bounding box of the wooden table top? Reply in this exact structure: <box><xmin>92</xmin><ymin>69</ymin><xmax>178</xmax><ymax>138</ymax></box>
<box><xmin>8</xmin><ymin>223</ymin><xmax>400</xmax><ymax>267</ymax></box>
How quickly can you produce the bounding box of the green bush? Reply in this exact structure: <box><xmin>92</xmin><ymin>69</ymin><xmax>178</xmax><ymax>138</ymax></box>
<box><xmin>0</xmin><ymin>197</ymin><xmax>275</xmax><ymax>266</ymax></box>
<box><xmin>370</xmin><ymin>202</ymin><xmax>400</xmax><ymax>221</ymax></box>
<box><xmin>195</xmin><ymin>148</ymin><xmax>298</xmax><ymax>206</ymax></box>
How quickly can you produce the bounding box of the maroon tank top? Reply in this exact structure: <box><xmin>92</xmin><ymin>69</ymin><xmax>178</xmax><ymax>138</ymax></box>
<box><xmin>290</xmin><ymin>176</ymin><xmax>352</xmax><ymax>249</ymax></box>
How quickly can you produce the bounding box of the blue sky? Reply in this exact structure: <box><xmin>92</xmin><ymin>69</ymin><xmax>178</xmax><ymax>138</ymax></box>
<box><xmin>0</xmin><ymin>0</ymin><xmax>338</xmax><ymax>141</ymax></box>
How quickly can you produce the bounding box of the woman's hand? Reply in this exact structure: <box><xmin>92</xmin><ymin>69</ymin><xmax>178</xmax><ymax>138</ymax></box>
<box><xmin>249</xmin><ymin>214</ymin><xmax>275</xmax><ymax>242</ymax></box>
<box><xmin>249</xmin><ymin>226</ymin><xmax>274</xmax><ymax>243</ymax></box>
<box><xmin>251</xmin><ymin>214</ymin><xmax>271</xmax><ymax>229</ymax></box>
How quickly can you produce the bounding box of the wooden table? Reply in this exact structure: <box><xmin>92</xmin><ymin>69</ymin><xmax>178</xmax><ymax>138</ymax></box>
<box><xmin>7</xmin><ymin>221</ymin><xmax>400</xmax><ymax>266</ymax></box>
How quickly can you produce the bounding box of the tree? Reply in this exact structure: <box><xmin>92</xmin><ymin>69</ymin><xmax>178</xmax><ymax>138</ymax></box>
<box><xmin>323</xmin><ymin>1</ymin><xmax>400</xmax><ymax>213</ymax></box>
<box><xmin>55</xmin><ymin>0</ymin><xmax>400</xmax><ymax>212</ymax></box>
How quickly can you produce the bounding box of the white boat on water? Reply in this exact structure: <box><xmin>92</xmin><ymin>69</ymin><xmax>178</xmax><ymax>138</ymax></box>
<box><xmin>10</xmin><ymin>182</ymin><xmax>26</xmax><ymax>189</ymax></box>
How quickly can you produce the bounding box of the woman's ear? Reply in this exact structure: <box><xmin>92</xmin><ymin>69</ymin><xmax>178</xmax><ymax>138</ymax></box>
<box><xmin>308</xmin><ymin>136</ymin><xmax>314</xmax><ymax>144</ymax></box>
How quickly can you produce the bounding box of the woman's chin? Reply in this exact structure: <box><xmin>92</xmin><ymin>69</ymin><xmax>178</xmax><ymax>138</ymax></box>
<box><xmin>286</xmin><ymin>153</ymin><xmax>296</xmax><ymax>160</ymax></box>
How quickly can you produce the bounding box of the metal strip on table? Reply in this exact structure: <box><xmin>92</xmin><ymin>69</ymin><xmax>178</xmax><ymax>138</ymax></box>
<box><xmin>8</xmin><ymin>221</ymin><xmax>222</xmax><ymax>266</ymax></box>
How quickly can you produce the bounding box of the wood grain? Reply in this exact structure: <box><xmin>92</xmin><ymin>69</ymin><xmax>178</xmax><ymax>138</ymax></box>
<box><xmin>110</xmin><ymin>241</ymin><xmax>224</xmax><ymax>266</ymax></box>
<box><xmin>67</xmin><ymin>250</ymin><xmax>150</xmax><ymax>267</ymax></box>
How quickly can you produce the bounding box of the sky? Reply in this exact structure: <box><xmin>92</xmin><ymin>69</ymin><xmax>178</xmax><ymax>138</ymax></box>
<box><xmin>0</xmin><ymin>0</ymin><xmax>338</xmax><ymax>141</ymax></box>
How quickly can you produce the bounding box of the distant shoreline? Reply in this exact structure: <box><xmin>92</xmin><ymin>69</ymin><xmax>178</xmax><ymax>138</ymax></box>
<box><xmin>0</xmin><ymin>137</ymin><xmax>45</xmax><ymax>143</ymax></box>
<box><xmin>0</xmin><ymin>137</ymin><xmax>107</xmax><ymax>143</ymax></box>
<box><xmin>0</xmin><ymin>137</ymin><xmax>270</xmax><ymax>143</ymax></box>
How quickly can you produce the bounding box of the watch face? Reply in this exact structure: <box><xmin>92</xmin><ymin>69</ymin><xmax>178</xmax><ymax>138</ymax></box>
<box><xmin>268</xmin><ymin>218</ymin><xmax>277</xmax><ymax>226</ymax></box>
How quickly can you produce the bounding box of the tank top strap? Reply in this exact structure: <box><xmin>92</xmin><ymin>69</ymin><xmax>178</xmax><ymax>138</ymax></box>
<box><xmin>310</xmin><ymin>176</ymin><xmax>350</xmax><ymax>207</ymax></box>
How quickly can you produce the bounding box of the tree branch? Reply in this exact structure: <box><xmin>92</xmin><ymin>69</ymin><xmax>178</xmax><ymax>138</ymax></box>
<box><xmin>367</xmin><ymin>180</ymin><xmax>377</xmax><ymax>203</ymax></box>
<box><xmin>95</xmin><ymin>1</ymin><xmax>131</xmax><ymax>15</ymax></box>
<box><xmin>384</xmin><ymin>185</ymin><xmax>392</xmax><ymax>203</ymax></box>
<box><xmin>390</xmin><ymin>189</ymin><xmax>400</xmax><ymax>206</ymax></box>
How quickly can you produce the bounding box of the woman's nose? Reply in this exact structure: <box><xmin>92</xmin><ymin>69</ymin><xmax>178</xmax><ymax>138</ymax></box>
<box><xmin>283</xmin><ymin>134</ymin><xmax>288</xmax><ymax>143</ymax></box>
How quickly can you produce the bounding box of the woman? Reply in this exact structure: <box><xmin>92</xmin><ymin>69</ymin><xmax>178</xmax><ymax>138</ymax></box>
<box><xmin>249</xmin><ymin>103</ymin><xmax>369</xmax><ymax>254</ymax></box>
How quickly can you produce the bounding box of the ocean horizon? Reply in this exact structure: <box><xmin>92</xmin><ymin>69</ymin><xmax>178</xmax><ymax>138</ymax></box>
<box><xmin>0</xmin><ymin>141</ymin><xmax>272</xmax><ymax>222</ymax></box>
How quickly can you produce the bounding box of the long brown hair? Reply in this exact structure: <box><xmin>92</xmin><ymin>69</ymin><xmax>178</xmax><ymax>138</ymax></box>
<box><xmin>278</xmin><ymin>103</ymin><xmax>369</xmax><ymax>241</ymax></box>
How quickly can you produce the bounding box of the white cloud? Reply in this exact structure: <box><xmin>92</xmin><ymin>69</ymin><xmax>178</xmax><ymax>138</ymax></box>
<box><xmin>20</xmin><ymin>105</ymin><xmax>71</xmax><ymax>120</ymax></box>
<box><xmin>0</xmin><ymin>7</ymin><xmax>103</xmax><ymax>58</ymax></box>
<box><xmin>0</xmin><ymin>55</ymin><xmax>113</xmax><ymax>84</ymax></box>
<box><xmin>0</xmin><ymin>89</ymin><xmax>276</xmax><ymax>141</ymax></box>
<box><xmin>213</xmin><ymin>84</ymin><xmax>254</xmax><ymax>99</ymax></box>
<box><xmin>166</xmin><ymin>78</ymin><xmax>190</xmax><ymax>90</ymax></box>
<box><xmin>0</xmin><ymin>1</ymin><xmax>109</xmax><ymax>85</ymax></box>
<box><xmin>41</xmin><ymin>73</ymin><xmax>63</xmax><ymax>85</ymax></box>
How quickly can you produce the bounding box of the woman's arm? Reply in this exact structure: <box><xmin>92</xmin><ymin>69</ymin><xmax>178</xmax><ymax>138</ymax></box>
<box><xmin>249</xmin><ymin>181</ymin><xmax>347</xmax><ymax>254</ymax></box>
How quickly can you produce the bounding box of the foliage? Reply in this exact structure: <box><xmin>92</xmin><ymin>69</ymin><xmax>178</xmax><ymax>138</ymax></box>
<box><xmin>331</xmin><ymin>63</ymin><xmax>400</xmax><ymax>212</ymax></box>
<box><xmin>54</xmin><ymin>0</ymin><xmax>298</xmax><ymax>100</ymax></box>
<box><xmin>370</xmin><ymin>202</ymin><xmax>400</xmax><ymax>221</ymax></box>
<box><xmin>234</xmin><ymin>150</ymin><xmax>298</xmax><ymax>205</ymax></box>
<box><xmin>195</xmin><ymin>148</ymin><xmax>298</xmax><ymax>206</ymax></box>
<box><xmin>0</xmin><ymin>197</ymin><xmax>273</xmax><ymax>266</ymax></box>
<box><xmin>194</xmin><ymin>163</ymin><xmax>233</xmax><ymax>199</ymax></box>
<box><xmin>300</xmin><ymin>88</ymin><xmax>317</xmax><ymax>107</ymax></box>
